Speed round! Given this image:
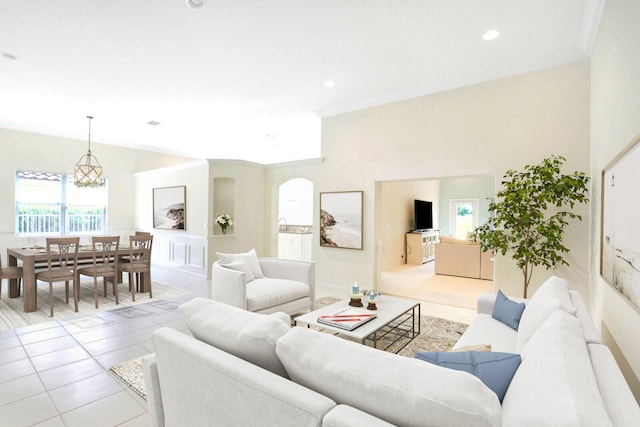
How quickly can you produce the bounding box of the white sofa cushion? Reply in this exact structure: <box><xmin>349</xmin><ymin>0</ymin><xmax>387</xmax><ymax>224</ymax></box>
<box><xmin>452</xmin><ymin>313</ymin><xmax>518</xmax><ymax>353</ymax></box>
<box><xmin>216</xmin><ymin>248</ymin><xmax>264</xmax><ymax>279</ymax></box>
<box><xmin>277</xmin><ymin>327</ymin><xmax>501</xmax><ymax>427</ymax></box>
<box><xmin>502</xmin><ymin>311</ymin><xmax>612</xmax><ymax>427</ymax></box>
<box><xmin>246</xmin><ymin>277</ymin><xmax>310</xmax><ymax>312</ymax></box>
<box><xmin>515</xmin><ymin>275</ymin><xmax>576</xmax><ymax>352</ymax></box>
<box><xmin>570</xmin><ymin>290</ymin><xmax>602</xmax><ymax>344</ymax></box>
<box><xmin>179</xmin><ymin>297</ymin><xmax>290</xmax><ymax>378</ymax></box>
<box><xmin>218</xmin><ymin>257</ymin><xmax>255</xmax><ymax>283</ymax></box>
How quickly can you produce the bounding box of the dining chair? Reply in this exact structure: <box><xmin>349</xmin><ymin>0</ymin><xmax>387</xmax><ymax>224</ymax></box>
<box><xmin>77</xmin><ymin>236</ymin><xmax>120</xmax><ymax>308</ymax></box>
<box><xmin>35</xmin><ymin>237</ymin><xmax>80</xmax><ymax>317</ymax></box>
<box><xmin>120</xmin><ymin>234</ymin><xmax>153</xmax><ymax>301</ymax></box>
<box><xmin>0</xmin><ymin>256</ymin><xmax>23</xmax><ymax>302</ymax></box>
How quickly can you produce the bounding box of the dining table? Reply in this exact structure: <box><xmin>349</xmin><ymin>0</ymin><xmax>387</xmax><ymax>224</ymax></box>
<box><xmin>7</xmin><ymin>244</ymin><xmax>150</xmax><ymax>313</ymax></box>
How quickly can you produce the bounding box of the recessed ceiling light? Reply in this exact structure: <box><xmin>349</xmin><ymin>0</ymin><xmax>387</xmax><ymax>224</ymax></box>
<box><xmin>324</xmin><ymin>80</ymin><xmax>336</xmax><ymax>88</ymax></box>
<box><xmin>187</xmin><ymin>0</ymin><xmax>206</xmax><ymax>10</ymax></box>
<box><xmin>483</xmin><ymin>29</ymin><xmax>501</xmax><ymax>41</ymax></box>
<box><xmin>147</xmin><ymin>120</ymin><xmax>161</xmax><ymax>126</ymax></box>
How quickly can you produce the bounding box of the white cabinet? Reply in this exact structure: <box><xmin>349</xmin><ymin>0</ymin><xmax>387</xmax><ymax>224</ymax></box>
<box><xmin>278</xmin><ymin>233</ymin><xmax>312</xmax><ymax>261</ymax></box>
<box><xmin>406</xmin><ymin>230</ymin><xmax>440</xmax><ymax>265</ymax></box>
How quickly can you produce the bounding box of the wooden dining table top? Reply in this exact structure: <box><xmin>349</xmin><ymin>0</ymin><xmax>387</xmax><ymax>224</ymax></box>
<box><xmin>7</xmin><ymin>244</ymin><xmax>133</xmax><ymax>259</ymax></box>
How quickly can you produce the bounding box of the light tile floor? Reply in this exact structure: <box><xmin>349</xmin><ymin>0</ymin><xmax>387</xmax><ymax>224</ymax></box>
<box><xmin>0</xmin><ymin>267</ymin><xmax>205</xmax><ymax>427</ymax></box>
<box><xmin>0</xmin><ymin>264</ymin><xmax>484</xmax><ymax>426</ymax></box>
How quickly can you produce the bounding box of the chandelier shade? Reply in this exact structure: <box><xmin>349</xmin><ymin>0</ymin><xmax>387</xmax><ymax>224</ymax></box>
<box><xmin>74</xmin><ymin>116</ymin><xmax>104</xmax><ymax>187</ymax></box>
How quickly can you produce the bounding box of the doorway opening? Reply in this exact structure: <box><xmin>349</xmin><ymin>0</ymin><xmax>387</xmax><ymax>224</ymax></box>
<box><xmin>449</xmin><ymin>199</ymin><xmax>479</xmax><ymax>240</ymax></box>
<box><xmin>277</xmin><ymin>178</ymin><xmax>313</xmax><ymax>260</ymax></box>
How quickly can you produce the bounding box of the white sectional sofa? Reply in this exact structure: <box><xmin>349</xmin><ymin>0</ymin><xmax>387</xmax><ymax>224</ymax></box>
<box><xmin>143</xmin><ymin>276</ymin><xmax>639</xmax><ymax>426</ymax></box>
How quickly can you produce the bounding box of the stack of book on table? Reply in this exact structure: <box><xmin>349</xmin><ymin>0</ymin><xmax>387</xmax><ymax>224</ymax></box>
<box><xmin>317</xmin><ymin>308</ymin><xmax>377</xmax><ymax>331</ymax></box>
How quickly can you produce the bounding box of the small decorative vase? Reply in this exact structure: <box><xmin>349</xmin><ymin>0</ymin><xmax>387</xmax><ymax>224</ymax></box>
<box><xmin>220</xmin><ymin>225</ymin><xmax>227</xmax><ymax>234</ymax></box>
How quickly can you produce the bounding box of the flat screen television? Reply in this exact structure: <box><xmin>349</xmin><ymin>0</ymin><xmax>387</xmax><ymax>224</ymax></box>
<box><xmin>413</xmin><ymin>199</ymin><xmax>433</xmax><ymax>231</ymax></box>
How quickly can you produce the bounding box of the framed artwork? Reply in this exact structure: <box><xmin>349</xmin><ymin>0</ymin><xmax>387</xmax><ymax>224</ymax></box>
<box><xmin>153</xmin><ymin>186</ymin><xmax>186</xmax><ymax>230</ymax></box>
<box><xmin>601</xmin><ymin>134</ymin><xmax>640</xmax><ymax>311</ymax></box>
<box><xmin>320</xmin><ymin>191</ymin><xmax>363</xmax><ymax>250</ymax></box>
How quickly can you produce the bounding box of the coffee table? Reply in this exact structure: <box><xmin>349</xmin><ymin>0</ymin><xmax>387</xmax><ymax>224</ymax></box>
<box><xmin>294</xmin><ymin>295</ymin><xmax>420</xmax><ymax>353</ymax></box>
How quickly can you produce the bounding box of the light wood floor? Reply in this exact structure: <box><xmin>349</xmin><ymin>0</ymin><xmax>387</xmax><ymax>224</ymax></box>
<box><xmin>380</xmin><ymin>261</ymin><xmax>493</xmax><ymax>324</ymax></box>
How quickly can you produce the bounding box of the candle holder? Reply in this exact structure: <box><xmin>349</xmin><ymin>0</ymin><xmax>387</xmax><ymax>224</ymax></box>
<box><xmin>348</xmin><ymin>292</ymin><xmax>363</xmax><ymax>307</ymax></box>
<box><xmin>365</xmin><ymin>290</ymin><xmax>380</xmax><ymax>310</ymax></box>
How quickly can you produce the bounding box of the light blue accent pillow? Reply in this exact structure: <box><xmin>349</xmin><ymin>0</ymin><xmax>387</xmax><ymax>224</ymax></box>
<box><xmin>492</xmin><ymin>289</ymin><xmax>526</xmax><ymax>330</ymax></box>
<box><xmin>415</xmin><ymin>351</ymin><xmax>521</xmax><ymax>402</ymax></box>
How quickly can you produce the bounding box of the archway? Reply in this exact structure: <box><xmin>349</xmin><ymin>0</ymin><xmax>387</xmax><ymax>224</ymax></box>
<box><xmin>277</xmin><ymin>178</ymin><xmax>313</xmax><ymax>260</ymax></box>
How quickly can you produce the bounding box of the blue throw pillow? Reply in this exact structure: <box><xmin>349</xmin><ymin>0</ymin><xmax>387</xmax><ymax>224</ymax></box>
<box><xmin>415</xmin><ymin>351</ymin><xmax>521</xmax><ymax>402</ymax></box>
<box><xmin>492</xmin><ymin>289</ymin><xmax>526</xmax><ymax>330</ymax></box>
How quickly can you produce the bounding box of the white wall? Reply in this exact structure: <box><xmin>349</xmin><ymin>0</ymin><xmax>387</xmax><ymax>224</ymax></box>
<box><xmin>590</xmin><ymin>0</ymin><xmax>640</xmax><ymax>400</ymax></box>
<box><xmin>0</xmin><ymin>128</ymin><xmax>196</xmax><ymax>263</ymax></box>
<box><xmin>268</xmin><ymin>61</ymin><xmax>591</xmax><ymax>298</ymax></box>
<box><xmin>133</xmin><ymin>160</ymin><xmax>210</xmax><ymax>276</ymax></box>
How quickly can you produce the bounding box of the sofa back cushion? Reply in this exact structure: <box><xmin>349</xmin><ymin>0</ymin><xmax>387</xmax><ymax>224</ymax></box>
<box><xmin>515</xmin><ymin>275</ymin><xmax>576</xmax><ymax>352</ymax></box>
<box><xmin>216</xmin><ymin>248</ymin><xmax>264</xmax><ymax>279</ymax></box>
<box><xmin>277</xmin><ymin>327</ymin><xmax>501</xmax><ymax>427</ymax></box>
<box><xmin>179</xmin><ymin>297</ymin><xmax>290</xmax><ymax>377</ymax></box>
<box><xmin>502</xmin><ymin>311</ymin><xmax>612</xmax><ymax>427</ymax></box>
<box><xmin>439</xmin><ymin>235</ymin><xmax>476</xmax><ymax>245</ymax></box>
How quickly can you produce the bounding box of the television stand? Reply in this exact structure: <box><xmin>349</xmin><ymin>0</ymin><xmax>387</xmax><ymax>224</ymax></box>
<box><xmin>406</xmin><ymin>230</ymin><xmax>440</xmax><ymax>265</ymax></box>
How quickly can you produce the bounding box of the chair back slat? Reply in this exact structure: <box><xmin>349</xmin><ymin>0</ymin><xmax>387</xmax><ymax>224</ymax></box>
<box><xmin>91</xmin><ymin>236</ymin><xmax>120</xmax><ymax>268</ymax></box>
<box><xmin>45</xmin><ymin>237</ymin><xmax>80</xmax><ymax>272</ymax></box>
<box><xmin>129</xmin><ymin>235</ymin><xmax>153</xmax><ymax>264</ymax></box>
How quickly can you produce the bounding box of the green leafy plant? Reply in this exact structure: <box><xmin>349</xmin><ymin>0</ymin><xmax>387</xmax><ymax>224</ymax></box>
<box><xmin>473</xmin><ymin>155</ymin><xmax>590</xmax><ymax>297</ymax></box>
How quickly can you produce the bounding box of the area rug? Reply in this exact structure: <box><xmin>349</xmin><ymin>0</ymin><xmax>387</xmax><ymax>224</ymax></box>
<box><xmin>0</xmin><ymin>280</ymin><xmax>189</xmax><ymax>330</ymax></box>
<box><xmin>111</xmin><ymin>356</ymin><xmax>147</xmax><ymax>399</ymax></box>
<box><xmin>109</xmin><ymin>296</ymin><xmax>469</xmax><ymax>400</ymax></box>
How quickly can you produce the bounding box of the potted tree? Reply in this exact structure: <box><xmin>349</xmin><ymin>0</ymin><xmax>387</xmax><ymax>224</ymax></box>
<box><xmin>474</xmin><ymin>155</ymin><xmax>590</xmax><ymax>297</ymax></box>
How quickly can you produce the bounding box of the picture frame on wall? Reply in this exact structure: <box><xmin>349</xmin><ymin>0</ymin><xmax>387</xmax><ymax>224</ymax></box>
<box><xmin>153</xmin><ymin>186</ymin><xmax>186</xmax><ymax>230</ymax></box>
<box><xmin>320</xmin><ymin>190</ymin><xmax>363</xmax><ymax>250</ymax></box>
<box><xmin>601</xmin><ymin>134</ymin><xmax>640</xmax><ymax>311</ymax></box>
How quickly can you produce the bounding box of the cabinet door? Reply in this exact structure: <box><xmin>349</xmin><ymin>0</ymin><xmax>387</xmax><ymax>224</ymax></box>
<box><xmin>278</xmin><ymin>234</ymin><xmax>302</xmax><ymax>260</ymax></box>
<box><xmin>301</xmin><ymin>234</ymin><xmax>313</xmax><ymax>261</ymax></box>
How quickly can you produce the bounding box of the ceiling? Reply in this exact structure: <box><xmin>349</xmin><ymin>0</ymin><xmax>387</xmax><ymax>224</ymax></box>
<box><xmin>0</xmin><ymin>0</ymin><xmax>604</xmax><ymax>165</ymax></box>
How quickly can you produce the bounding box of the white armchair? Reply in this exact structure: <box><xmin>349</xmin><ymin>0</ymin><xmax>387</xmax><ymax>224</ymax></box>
<box><xmin>212</xmin><ymin>257</ymin><xmax>315</xmax><ymax>315</ymax></box>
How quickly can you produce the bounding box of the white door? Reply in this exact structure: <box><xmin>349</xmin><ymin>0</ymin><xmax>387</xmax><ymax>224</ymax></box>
<box><xmin>449</xmin><ymin>199</ymin><xmax>479</xmax><ymax>239</ymax></box>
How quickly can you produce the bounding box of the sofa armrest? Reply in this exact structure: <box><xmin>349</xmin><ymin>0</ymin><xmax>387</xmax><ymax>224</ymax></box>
<box><xmin>259</xmin><ymin>258</ymin><xmax>315</xmax><ymax>309</ymax></box>
<box><xmin>323</xmin><ymin>405</ymin><xmax>395</xmax><ymax>427</ymax></box>
<box><xmin>588</xmin><ymin>343</ymin><xmax>640</xmax><ymax>426</ymax></box>
<box><xmin>477</xmin><ymin>293</ymin><xmax>498</xmax><ymax>315</ymax></box>
<box><xmin>142</xmin><ymin>353</ymin><xmax>165</xmax><ymax>427</ymax></box>
<box><xmin>152</xmin><ymin>327</ymin><xmax>336</xmax><ymax>426</ymax></box>
<box><xmin>211</xmin><ymin>261</ymin><xmax>247</xmax><ymax>309</ymax></box>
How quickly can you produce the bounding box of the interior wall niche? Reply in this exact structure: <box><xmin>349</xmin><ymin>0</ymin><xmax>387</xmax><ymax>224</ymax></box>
<box><xmin>213</xmin><ymin>177</ymin><xmax>235</xmax><ymax>236</ymax></box>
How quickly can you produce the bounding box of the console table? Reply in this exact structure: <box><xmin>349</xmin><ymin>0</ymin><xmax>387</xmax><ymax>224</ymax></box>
<box><xmin>406</xmin><ymin>230</ymin><xmax>440</xmax><ymax>264</ymax></box>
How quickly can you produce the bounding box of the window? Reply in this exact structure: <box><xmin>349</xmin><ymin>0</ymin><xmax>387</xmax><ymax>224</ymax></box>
<box><xmin>449</xmin><ymin>199</ymin><xmax>479</xmax><ymax>240</ymax></box>
<box><xmin>15</xmin><ymin>170</ymin><xmax>107</xmax><ymax>236</ymax></box>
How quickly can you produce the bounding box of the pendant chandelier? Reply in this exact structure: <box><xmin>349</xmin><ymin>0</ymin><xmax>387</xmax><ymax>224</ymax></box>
<box><xmin>74</xmin><ymin>115</ymin><xmax>104</xmax><ymax>187</ymax></box>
